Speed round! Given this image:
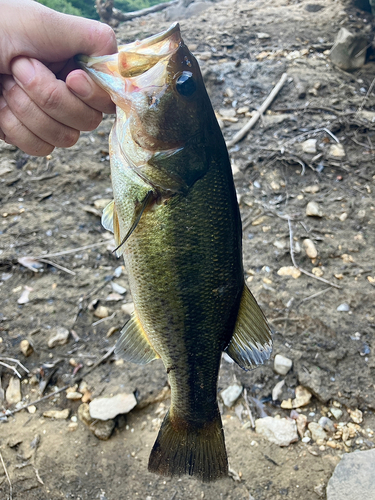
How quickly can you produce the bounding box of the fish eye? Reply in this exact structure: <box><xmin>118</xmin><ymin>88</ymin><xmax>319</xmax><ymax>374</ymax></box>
<box><xmin>176</xmin><ymin>71</ymin><xmax>196</xmax><ymax>97</ymax></box>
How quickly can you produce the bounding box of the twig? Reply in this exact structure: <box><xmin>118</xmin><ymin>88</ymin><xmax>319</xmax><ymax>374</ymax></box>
<box><xmin>0</xmin><ymin>361</ymin><xmax>21</xmax><ymax>378</ymax></box>
<box><xmin>37</xmin><ymin>258</ymin><xmax>76</xmax><ymax>276</ymax></box>
<box><xmin>112</xmin><ymin>0</ymin><xmax>178</xmax><ymax>21</ymax></box>
<box><xmin>0</xmin><ymin>357</ymin><xmax>29</xmax><ymax>374</ymax></box>
<box><xmin>33</xmin><ymin>467</ymin><xmax>44</xmax><ymax>485</ymax></box>
<box><xmin>92</xmin><ymin>312</ymin><xmax>116</xmax><ymax>327</ymax></box>
<box><xmin>300</xmin><ymin>287</ymin><xmax>333</xmax><ymax>303</ymax></box>
<box><xmin>287</xmin><ymin>218</ymin><xmax>341</xmax><ymax>289</ymax></box>
<box><xmin>243</xmin><ymin>388</ymin><xmax>255</xmax><ymax>429</ymax></box>
<box><xmin>33</xmin><ymin>240</ymin><xmax>110</xmax><ymax>260</ymax></box>
<box><xmin>357</xmin><ymin>76</ymin><xmax>375</xmax><ymax>114</ymax></box>
<box><xmin>0</xmin><ymin>449</ymin><xmax>12</xmax><ymax>500</ymax></box>
<box><xmin>226</xmin><ymin>73</ymin><xmax>288</xmax><ymax>147</ymax></box>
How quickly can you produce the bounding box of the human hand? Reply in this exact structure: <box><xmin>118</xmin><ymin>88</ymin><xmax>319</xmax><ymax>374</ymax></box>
<box><xmin>0</xmin><ymin>0</ymin><xmax>117</xmax><ymax>156</ymax></box>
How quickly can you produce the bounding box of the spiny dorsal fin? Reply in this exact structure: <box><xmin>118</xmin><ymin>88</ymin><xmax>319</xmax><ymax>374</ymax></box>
<box><xmin>115</xmin><ymin>312</ymin><xmax>160</xmax><ymax>364</ymax></box>
<box><xmin>225</xmin><ymin>285</ymin><xmax>272</xmax><ymax>370</ymax></box>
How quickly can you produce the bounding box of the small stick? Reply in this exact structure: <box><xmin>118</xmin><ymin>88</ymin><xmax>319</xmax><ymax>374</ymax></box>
<box><xmin>0</xmin><ymin>357</ymin><xmax>29</xmax><ymax>374</ymax></box>
<box><xmin>92</xmin><ymin>312</ymin><xmax>116</xmax><ymax>327</ymax></box>
<box><xmin>243</xmin><ymin>388</ymin><xmax>255</xmax><ymax>429</ymax></box>
<box><xmin>0</xmin><ymin>362</ymin><xmax>21</xmax><ymax>379</ymax></box>
<box><xmin>37</xmin><ymin>258</ymin><xmax>76</xmax><ymax>276</ymax></box>
<box><xmin>287</xmin><ymin>218</ymin><xmax>341</xmax><ymax>289</ymax></box>
<box><xmin>0</xmin><ymin>449</ymin><xmax>12</xmax><ymax>500</ymax></box>
<box><xmin>357</xmin><ymin>76</ymin><xmax>375</xmax><ymax>114</ymax></box>
<box><xmin>300</xmin><ymin>287</ymin><xmax>333</xmax><ymax>303</ymax></box>
<box><xmin>226</xmin><ymin>72</ymin><xmax>288</xmax><ymax>147</ymax></box>
<box><xmin>32</xmin><ymin>240</ymin><xmax>110</xmax><ymax>260</ymax></box>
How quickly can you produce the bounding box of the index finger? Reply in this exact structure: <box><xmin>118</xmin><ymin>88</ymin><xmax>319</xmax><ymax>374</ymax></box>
<box><xmin>11</xmin><ymin>57</ymin><xmax>102</xmax><ymax>131</ymax></box>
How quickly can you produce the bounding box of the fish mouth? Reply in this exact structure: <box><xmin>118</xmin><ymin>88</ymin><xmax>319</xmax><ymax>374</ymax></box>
<box><xmin>77</xmin><ymin>23</ymin><xmax>182</xmax><ymax>84</ymax></box>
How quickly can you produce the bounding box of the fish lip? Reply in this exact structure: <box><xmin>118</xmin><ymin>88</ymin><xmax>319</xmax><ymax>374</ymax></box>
<box><xmin>119</xmin><ymin>22</ymin><xmax>182</xmax><ymax>55</ymax></box>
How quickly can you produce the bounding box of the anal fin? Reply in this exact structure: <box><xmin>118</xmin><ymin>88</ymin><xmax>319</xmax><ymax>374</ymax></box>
<box><xmin>225</xmin><ymin>285</ymin><xmax>272</xmax><ymax>370</ymax></box>
<box><xmin>115</xmin><ymin>312</ymin><xmax>160</xmax><ymax>364</ymax></box>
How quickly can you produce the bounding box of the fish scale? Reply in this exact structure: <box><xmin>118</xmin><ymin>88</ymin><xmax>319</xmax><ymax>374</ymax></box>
<box><xmin>78</xmin><ymin>22</ymin><xmax>272</xmax><ymax>482</ymax></box>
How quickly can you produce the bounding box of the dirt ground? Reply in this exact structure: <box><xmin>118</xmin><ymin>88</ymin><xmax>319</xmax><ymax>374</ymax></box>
<box><xmin>1</xmin><ymin>0</ymin><xmax>375</xmax><ymax>499</ymax></box>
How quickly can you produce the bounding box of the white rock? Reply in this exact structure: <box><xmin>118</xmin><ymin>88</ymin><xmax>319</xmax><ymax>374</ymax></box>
<box><xmin>337</xmin><ymin>303</ymin><xmax>350</xmax><ymax>312</ymax></box>
<box><xmin>306</xmin><ymin>201</ymin><xmax>323</xmax><ymax>217</ymax></box>
<box><xmin>302</xmin><ymin>139</ymin><xmax>317</xmax><ymax>154</ymax></box>
<box><xmin>255</xmin><ymin>417</ymin><xmax>298</xmax><ymax>446</ymax></box>
<box><xmin>94</xmin><ymin>305</ymin><xmax>109</xmax><ymax>319</ymax></box>
<box><xmin>273</xmin><ymin>354</ymin><xmax>293</xmax><ymax>375</ymax></box>
<box><xmin>20</xmin><ymin>339</ymin><xmax>33</xmax><ymax>357</ymax></box>
<box><xmin>121</xmin><ymin>302</ymin><xmax>135</xmax><ymax>316</ymax></box>
<box><xmin>329</xmin><ymin>28</ymin><xmax>367</xmax><ymax>71</ymax></box>
<box><xmin>292</xmin><ymin>386</ymin><xmax>312</xmax><ymax>408</ymax></box>
<box><xmin>272</xmin><ymin>380</ymin><xmax>285</xmax><ymax>401</ymax></box>
<box><xmin>277</xmin><ymin>266</ymin><xmax>301</xmax><ymax>279</ymax></box>
<box><xmin>111</xmin><ymin>282</ymin><xmax>127</xmax><ymax>295</ymax></box>
<box><xmin>6</xmin><ymin>377</ymin><xmax>22</xmax><ymax>405</ymax></box>
<box><xmin>308</xmin><ymin>422</ymin><xmax>327</xmax><ymax>441</ymax></box>
<box><xmin>220</xmin><ymin>384</ymin><xmax>243</xmax><ymax>407</ymax></box>
<box><xmin>43</xmin><ymin>409</ymin><xmax>70</xmax><ymax>419</ymax></box>
<box><xmin>89</xmin><ymin>393</ymin><xmax>137</xmax><ymax>421</ymax></box>
<box><xmin>330</xmin><ymin>407</ymin><xmax>343</xmax><ymax>420</ymax></box>
<box><xmin>48</xmin><ymin>327</ymin><xmax>70</xmax><ymax>348</ymax></box>
<box><xmin>349</xmin><ymin>408</ymin><xmax>363</xmax><ymax>424</ymax></box>
<box><xmin>329</xmin><ymin>144</ymin><xmax>345</xmax><ymax>157</ymax></box>
<box><xmin>303</xmin><ymin>239</ymin><xmax>318</xmax><ymax>259</ymax></box>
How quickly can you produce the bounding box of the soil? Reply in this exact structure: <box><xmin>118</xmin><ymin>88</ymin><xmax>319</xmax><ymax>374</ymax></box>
<box><xmin>1</xmin><ymin>0</ymin><xmax>375</xmax><ymax>499</ymax></box>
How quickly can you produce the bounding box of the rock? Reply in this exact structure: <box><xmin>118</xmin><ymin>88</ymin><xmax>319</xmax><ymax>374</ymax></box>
<box><xmin>330</xmin><ymin>407</ymin><xmax>343</xmax><ymax>420</ymax></box>
<box><xmin>111</xmin><ymin>282</ymin><xmax>127</xmax><ymax>295</ymax></box>
<box><xmin>273</xmin><ymin>354</ymin><xmax>292</xmax><ymax>376</ymax></box>
<box><xmin>348</xmin><ymin>408</ymin><xmax>363</xmax><ymax>424</ymax></box>
<box><xmin>277</xmin><ymin>266</ymin><xmax>301</xmax><ymax>279</ymax></box>
<box><xmin>326</xmin><ymin>449</ymin><xmax>375</xmax><ymax>500</ymax></box>
<box><xmin>94</xmin><ymin>305</ymin><xmax>109</xmax><ymax>319</ymax></box>
<box><xmin>281</xmin><ymin>399</ymin><xmax>293</xmax><ymax>409</ymax></box>
<box><xmin>314</xmin><ymin>484</ymin><xmax>325</xmax><ymax>498</ymax></box>
<box><xmin>89</xmin><ymin>393</ymin><xmax>137</xmax><ymax>420</ymax></box>
<box><xmin>318</xmin><ymin>416</ymin><xmax>335</xmax><ymax>433</ymax></box>
<box><xmin>78</xmin><ymin>403</ymin><xmax>93</xmax><ymax>426</ymax></box>
<box><xmin>301</xmin><ymin>139</ymin><xmax>317</xmax><ymax>154</ymax></box>
<box><xmin>306</xmin><ymin>201</ymin><xmax>323</xmax><ymax>217</ymax></box>
<box><xmin>121</xmin><ymin>302</ymin><xmax>134</xmax><ymax>316</ymax></box>
<box><xmin>292</xmin><ymin>386</ymin><xmax>312</xmax><ymax>408</ymax></box>
<box><xmin>312</xmin><ymin>267</ymin><xmax>324</xmax><ymax>277</ymax></box>
<box><xmin>337</xmin><ymin>303</ymin><xmax>350</xmax><ymax>312</ymax></box>
<box><xmin>308</xmin><ymin>422</ymin><xmax>327</xmax><ymax>442</ymax></box>
<box><xmin>329</xmin><ymin>144</ymin><xmax>345</xmax><ymax>158</ymax></box>
<box><xmin>92</xmin><ymin>419</ymin><xmax>116</xmax><ymax>440</ymax></box>
<box><xmin>68</xmin><ymin>422</ymin><xmax>78</xmax><ymax>432</ymax></box>
<box><xmin>272</xmin><ymin>380</ymin><xmax>285</xmax><ymax>401</ymax></box>
<box><xmin>298</xmin><ymin>366</ymin><xmax>331</xmax><ymax>403</ymax></box>
<box><xmin>48</xmin><ymin>327</ymin><xmax>70</xmax><ymax>348</ymax></box>
<box><xmin>220</xmin><ymin>384</ymin><xmax>243</xmax><ymax>407</ymax></box>
<box><xmin>27</xmin><ymin>405</ymin><xmax>37</xmax><ymax>414</ymax></box>
<box><xmin>329</xmin><ymin>28</ymin><xmax>367</xmax><ymax>71</ymax></box>
<box><xmin>255</xmin><ymin>416</ymin><xmax>298</xmax><ymax>446</ymax></box>
<box><xmin>304</xmin><ymin>185</ymin><xmax>320</xmax><ymax>194</ymax></box>
<box><xmin>19</xmin><ymin>339</ymin><xmax>33</xmax><ymax>357</ymax></box>
<box><xmin>303</xmin><ymin>239</ymin><xmax>318</xmax><ymax>259</ymax></box>
<box><xmin>66</xmin><ymin>392</ymin><xmax>83</xmax><ymax>400</ymax></box>
<box><xmin>357</xmin><ymin>110</ymin><xmax>375</xmax><ymax>123</ymax></box>
<box><xmin>296</xmin><ymin>414</ymin><xmax>308</xmax><ymax>438</ymax></box>
<box><xmin>43</xmin><ymin>409</ymin><xmax>70</xmax><ymax>419</ymax></box>
<box><xmin>6</xmin><ymin>377</ymin><xmax>22</xmax><ymax>405</ymax></box>
<box><xmin>94</xmin><ymin>198</ymin><xmax>112</xmax><ymax>210</ymax></box>
<box><xmin>339</xmin><ymin>212</ymin><xmax>348</xmax><ymax>222</ymax></box>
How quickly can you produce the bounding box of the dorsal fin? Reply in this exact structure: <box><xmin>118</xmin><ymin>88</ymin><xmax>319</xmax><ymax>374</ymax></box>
<box><xmin>115</xmin><ymin>312</ymin><xmax>160</xmax><ymax>364</ymax></box>
<box><xmin>225</xmin><ymin>285</ymin><xmax>272</xmax><ymax>370</ymax></box>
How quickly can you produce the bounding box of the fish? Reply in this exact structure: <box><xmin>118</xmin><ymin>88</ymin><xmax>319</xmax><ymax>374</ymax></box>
<box><xmin>78</xmin><ymin>23</ymin><xmax>272</xmax><ymax>482</ymax></box>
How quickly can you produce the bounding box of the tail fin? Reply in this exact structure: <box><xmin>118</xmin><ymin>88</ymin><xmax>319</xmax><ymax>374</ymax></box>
<box><xmin>148</xmin><ymin>408</ymin><xmax>228</xmax><ymax>482</ymax></box>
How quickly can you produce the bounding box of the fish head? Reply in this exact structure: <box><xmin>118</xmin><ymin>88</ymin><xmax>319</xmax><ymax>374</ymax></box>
<box><xmin>78</xmin><ymin>24</ymin><xmax>217</xmax><ymax>191</ymax></box>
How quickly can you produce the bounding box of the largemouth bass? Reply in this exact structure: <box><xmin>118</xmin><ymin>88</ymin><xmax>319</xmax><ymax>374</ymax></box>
<box><xmin>78</xmin><ymin>23</ymin><xmax>272</xmax><ymax>482</ymax></box>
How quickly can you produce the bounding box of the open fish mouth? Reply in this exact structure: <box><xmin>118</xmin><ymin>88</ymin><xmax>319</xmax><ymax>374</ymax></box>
<box><xmin>77</xmin><ymin>23</ymin><xmax>182</xmax><ymax>83</ymax></box>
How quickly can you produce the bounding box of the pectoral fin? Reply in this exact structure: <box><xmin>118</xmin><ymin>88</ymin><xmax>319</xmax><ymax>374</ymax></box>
<box><xmin>115</xmin><ymin>312</ymin><xmax>160</xmax><ymax>364</ymax></box>
<box><xmin>102</xmin><ymin>200</ymin><xmax>121</xmax><ymax>255</ymax></box>
<box><xmin>225</xmin><ymin>285</ymin><xmax>272</xmax><ymax>370</ymax></box>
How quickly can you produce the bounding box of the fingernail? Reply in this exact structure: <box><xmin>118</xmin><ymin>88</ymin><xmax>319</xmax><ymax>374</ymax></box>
<box><xmin>11</xmin><ymin>57</ymin><xmax>35</xmax><ymax>86</ymax></box>
<box><xmin>69</xmin><ymin>74</ymin><xmax>91</xmax><ymax>98</ymax></box>
<box><xmin>2</xmin><ymin>76</ymin><xmax>16</xmax><ymax>92</ymax></box>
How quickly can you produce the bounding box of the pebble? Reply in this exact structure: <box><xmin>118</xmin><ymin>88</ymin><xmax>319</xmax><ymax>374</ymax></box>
<box><xmin>303</xmin><ymin>239</ymin><xmax>318</xmax><ymax>259</ymax></box>
<box><xmin>277</xmin><ymin>266</ymin><xmax>301</xmax><ymax>279</ymax></box>
<box><xmin>337</xmin><ymin>303</ymin><xmax>350</xmax><ymax>312</ymax></box>
<box><xmin>94</xmin><ymin>305</ymin><xmax>109</xmax><ymax>319</ymax></box>
<box><xmin>111</xmin><ymin>282</ymin><xmax>127</xmax><ymax>295</ymax></box>
<box><xmin>66</xmin><ymin>392</ymin><xmax>83</xmax><ymax>400</ymax></box>
<box><xmin>121</xmin><ymin>302</ymin><xmax>135</xmax><ymax>316</ymax></box>
<box><xmin>339</xmin><ymin>212</ymin><xmax>348</xmax><ymax>222</ymax></box>
<box><xmin>292</xmin><ymin>386</ymin><xmax>312</xmax><ymax>408</ymax></box>
<box><xmin>329</xmin><ymin>144</ymin><xmax>345</xmax><ymax>157</ymax></box>
<box><xmin>301</xmin><ymin>139</ymin><xmax>317</xmax><ymax>154</ymax></box>
<box><xmin>43</xmin><ymin>409</ymin><xmax>70</xmax><ymax>419</ymax></box>
<box><xmin>306</xmin><ymin>201</ymin><xmax>323</xmax><ymax>217</ymax></box>
<box><xmin>255</xmin><ymin>416</ymin><xmax>298</xmax><ymax>447</ymax></box>
<box><xmin>220</xmin><ymin>384</ymin><xmax>243</xmax><ymax>408</ymax></box>
<box><xmin>326</xmin><ymin>449</ymin><xmax>375</xmax><ymax>500</ymax></box>
<box><xmin>302</xmin><ymin>436</ymin><xmax>311</xmax><ymax>443</ymax></box>
<box><xmin>330</xmin><ymin>407</ymin><xmax>343</xmax><ymax>420</ymax></box>
<box><xmin>273</xmin><ymin>354</ymin><xmax>293</xmax><ymax>376</ymax></box>
<box><xmin>89</xmin><ymin>393</ymin><xmax>137</xmax><ymax>420</ymax></box>
<box><xmin>78</xmin><ymin>403</ymin><xmax>116</xmax><ymax>440</ymax></box>
<box><xmin>319</xmin><ymin>416</ymin><xmax>335</xmax><ymax>433</ymax></box>
<box><xmin>6</xmin><ymin>377</ymin><xmax>22</xmax><ymax>405</ymax></box>
<box><xmin>272</xmin><ymin>380</ymin><xmax>285</xmax><ymax>401</ymax></box>
<box><xmin>308</xmin><ymin>422</ymin><xmax>327</xmax><ymax>442</ymax></box>
<box><xmin>329</xmin><ymin>27</ymin><xmax>367</xmax><ymax>71</ymax></box>
<box><xmin>48</xmin><ymin>327</ymin><xmax>70</xmax><ymax>348</ymax></box>
<box><xmin>312</xmin><ymin>267</ymin><xmax>324</xmax><ymax>277</ymax></box>
<box><xmin>27</xmin><ymin>405</ymin><xmax>37</xmax><ymax>414</ymax></box>
<box><xmin>68</xmin><ymin>422</ymin><xmax>78</xmax><ymax>432</ymax></box>
<box><xmin>296</xmin><ymin>414</ymin><xmax>308</xmax><ymax>437</ymax></box>
<box><xmin>19</xmin><ymin>339</ymin><xmax>33</xmax><ymax>357</ymax></box>
<box><xmin>304</xmin><ymin>185</ymin><xmax>320</xmax><ymax>194</ymax></box>
<box><xmin>349</xmin><ymin>408</ymin><xmax>363</xmax><ymax>424</ymax></box>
